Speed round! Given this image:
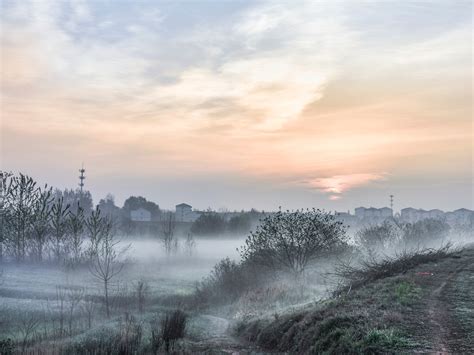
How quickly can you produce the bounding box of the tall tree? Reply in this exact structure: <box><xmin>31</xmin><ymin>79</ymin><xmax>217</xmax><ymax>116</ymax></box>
<box><xmin>31</xmin><ymin>186</ymin><xmax>53</xmax><ymax>262</ymax></box>
<box><xmin>89</xmin><ymin>217</ymin><xmax>128</xmax><ymax>318</ymax></box>
<box><xmin>50</xmin><ymin>198</ymin><xmax>70</xmax><ymax>262</ymax></box>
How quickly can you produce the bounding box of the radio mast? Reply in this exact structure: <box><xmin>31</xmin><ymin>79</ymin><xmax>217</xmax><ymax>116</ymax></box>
<box><xmin>79</xmin><ymin>164</ymin><xmax>86</xmax><ymax>193</ymax></box>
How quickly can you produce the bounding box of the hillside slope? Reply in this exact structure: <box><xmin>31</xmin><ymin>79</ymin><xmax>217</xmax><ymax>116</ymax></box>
<box><xmin>235</xmin><ymin>246</ymin><xmax>474</xmax><ymax>354</ymax></box>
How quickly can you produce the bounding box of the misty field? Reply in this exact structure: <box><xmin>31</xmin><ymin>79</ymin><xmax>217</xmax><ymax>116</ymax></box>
<box><xmin>0</xmin><ymin>238</ymin><xmax>249</xmax><ymax>352</ymax></box>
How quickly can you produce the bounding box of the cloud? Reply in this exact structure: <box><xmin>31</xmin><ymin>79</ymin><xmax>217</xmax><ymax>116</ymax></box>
<box><xmin>306</xmin><ymin>173</ymin><xmax>387</xmax><ymax>200</ymax></box>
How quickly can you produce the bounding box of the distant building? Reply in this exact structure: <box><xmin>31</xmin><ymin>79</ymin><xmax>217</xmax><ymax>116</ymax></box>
<box><xmin>355</xmin><ymin>207</ymin><xmax>392</xmax><ymax>220</ymax></box>
<box><xmin>130</xmin><ymin>207</ymin><xmax>151</xmax><ymax>222</ymax></box>
<box><xmin>175</xmin><ymin>203</ymin><xmax>200</xmax><ymax>222</ymax></box>
<box><xmin>446</xmin><ymin>208</ymin><xmax>474</xmax><ymax>225</ymax></box>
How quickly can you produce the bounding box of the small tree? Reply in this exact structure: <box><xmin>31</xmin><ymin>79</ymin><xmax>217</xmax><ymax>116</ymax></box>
<box><xmin>66</xmin><ymin>286</ymin><xmax>84</xmax><ymax>335</ymax></box>
<box><xmin>30</xmin><ymin>186</ymin><xmax>53</xmax><ymax>262</ymax></box>
<box><xmin>160</xmin><ymin>309</ymin><xmax>187</xmax><ymax>352</ymax></box>
<box><xmin>134</xmin><ymin>279</ymin><xmax>149</xmax><ymax>313</ymax></box>
<box><xmin>240</xmin><ymin>209</ymin><xmax>348</xmax><ymax>276</ymax></box>
<box><xmin>50</xmin><ymin>198</ymin><xmax>70</xmax><ymax>263</ymax></box>
<box><xmin>161</xmin><ymin>212</ymin><xmax>178</xmax><ymax>256</ymax></box>
<box><xmin>89</xmin><ymin>218</ymin><xmax>128</xmax><ymax>318</ymax></box>
<box><xmin>3</xmin><ymin>174</ymin><xmax>38</xmax><ymax>261</ymax></box>
<box><xmin>184</xmin><ymin>233</ymin><xmax>196</xmax><ymax>257</ymax></box>
<box><xmin>81</xmin><ymin>293</ymin><xmax>96</xmax><ymax>329</ymax></box>
<box><xmin>355</xmin><ymin>221</ymin><xmax>400</xmax><ymax>257</ymax></box>
<box><xmin>401</xmin><ymin>219</ymin><xmax>450</xmax><ymax>248</ymax></box>
<box><xmin>68</xmin><ymin>203</ymin><xmax>85</xmax><ymax>264</ymax></box>
<box><xmin>85</xmin><ymin>207</ymin><xmax>104</xmax><ymax>259</ymax></box>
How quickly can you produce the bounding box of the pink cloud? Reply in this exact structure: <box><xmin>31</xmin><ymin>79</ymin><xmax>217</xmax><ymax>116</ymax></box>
<box><xmin>307</xmin><ymin>173</ymin><xmax>386</xmax><ymax>199</ymax></box>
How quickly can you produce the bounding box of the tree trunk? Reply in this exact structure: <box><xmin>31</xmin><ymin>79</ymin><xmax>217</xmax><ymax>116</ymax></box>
<box><xmin>104</xmin><ymin>279</ymin><xmax>110</xmax><ymax>318</ymax></box>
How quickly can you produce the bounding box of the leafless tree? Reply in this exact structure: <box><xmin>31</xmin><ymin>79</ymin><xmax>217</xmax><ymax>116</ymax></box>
<box><xmin>81</xmin><ymin>293</ymin><xmax>96</xmax><ymax>329</ymax></box>
<box><xmin>50</xmin><ymin>198</ymin><xmax>70</xmax><ymax>263</ymax></box>
<box><xmin>68</xmin><ymin>203</ymin><xmax>85</xmax><ymax>264</ymax></box>
<box><xmin>55</xmin><ymin>286</ymin><xmax>67</xmax><ymax>337</ymax></box>
<box><xmin>31</xmin><ymin>186</ymin><xmax>53</xmax><ymax>262</ymax></box>
<box><xmin>85</xmin><ymin>207</ymin><xmax>105</xmax><ymax>259</ymax></box>
<box><xmin>161</xmin><ymin>212</ymin><xmax>178</xmax><ymax>256</ymax></box>
<box><xmin>184</xmin><ymin>233</ymin><xmax>196</xmax><ymax>257</ymax></box>
<box><xmin>16</xmin><ymin>314</ymin><xmax>41</xmax><ymax>353</ymax></box>
<box><xmin>3</xmin><ymin>174</ymin><xmax>38</xmax><ymax>261</ymax></box>
<box><xmin>134</xmin><ymin>279</ymin><xmax>149</xmax><ymax>313</ymax></box>
<box><xmin>0</xmin><ymin>171</ymin><xmax>13</xmax><ymax>261</ymax></box>
<box><xmin>89</xmin><ymin>218</ymin><xmax>128</xmax><ymax>318</ymax></box>
<box><xmin>66</xmin><ymin>286</ymin><xmax>84</xmax><ymax>335</ymax></box>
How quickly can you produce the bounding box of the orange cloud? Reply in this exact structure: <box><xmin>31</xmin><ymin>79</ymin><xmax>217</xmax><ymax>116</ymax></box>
<box><xmin>306</xmin><ymin>173</ymin><xmax>386</xmax><ymax>200</ymax></box>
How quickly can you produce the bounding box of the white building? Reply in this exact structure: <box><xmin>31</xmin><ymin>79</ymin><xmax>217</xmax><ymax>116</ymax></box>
<box><xmin>355</xmin><ymin>207</ymin><xmax>392</xmax><ymax>219</ymax></box>
<box><xmin>175</xmin><ymin>203</ymin><xmax>200</xmax><ymax>222</ymax></box>
<box><xmin>130</xmin><ymin>207</ymin><xmax>151</xmax><ymax>222</ymax></box>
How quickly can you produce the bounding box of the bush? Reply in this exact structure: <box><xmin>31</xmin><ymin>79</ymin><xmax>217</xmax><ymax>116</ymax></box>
<box><xmin>334</xmin><ymin>244</ymin><xmax>454</xmax><ymax>295</ymax></box>
<box><xmin>191</xmin><ymin>213</ymin><xmax>226</xmax><ymax>236</ymax></box>
<box><xmin>401</xmin><ymin>219</ymin><xmax>450</xmax><ymax>248</ymax></box>
<box><xmin>160</xmin><ymin>309</ymin><xmax>187</xmax><ymax>352</ymax></box>
<box><xmin>195</xmin><ymin>257</ymin><xmax>265</xmax><ymax>306</ymax></box>
<box><xmin>356</xmin><ymin>221</ymin><xmax>399</xmax><ymax>256</ymax></box>
<box><xmin>0</xmin><ymin>338</ymin><xmax>14</xmax><ymax>355</ymax></box>
<box><xmin>227</xmin><ymin>214</ymin><xmax>252</xmax><ymax>235</ymax></box>
<box><xmin>240</xmin><ymin>209</ymin><xmax>348</xmax><ymax>275</ymax></box>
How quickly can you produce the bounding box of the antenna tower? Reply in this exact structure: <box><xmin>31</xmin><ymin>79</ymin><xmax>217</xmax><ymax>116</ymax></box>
<box><xmin>79</xmin><ymin>164</ymin><xmax>86</xmax><ymax>193</ymax></box>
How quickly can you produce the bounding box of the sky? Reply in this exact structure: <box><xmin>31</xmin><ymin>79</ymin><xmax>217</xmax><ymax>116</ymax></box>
<box><xmin>1</xmin><ymin>0</ymin><xmax>472</xmax><ymax>212</ymax></box>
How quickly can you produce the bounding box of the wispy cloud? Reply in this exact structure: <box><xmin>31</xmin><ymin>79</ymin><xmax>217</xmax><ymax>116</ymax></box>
<box><xmin>1</xmin><ymin>0</ymin><xmax>472</xmax><ymax>209</ymax></box>
<box><xmin>306</xmin><ymin>173</ymin><xmax>387</xmax><ymax>200</ymax></box>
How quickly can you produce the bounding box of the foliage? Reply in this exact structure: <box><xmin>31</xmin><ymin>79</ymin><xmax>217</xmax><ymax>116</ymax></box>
<box><xmin>240</xmin><ymin>209</ymin><xmax>348</xmax><ymax>275</ymax></box>
<box><xmin>401</xmin><ymin>219</ymin><xmax>450</xmax><ymax>248</ymax></box>
<box><xmin>191</xmin><ymin>213</ymin><xmax>226</xmax><ymax>236</ymax></box>
<box><xmin>356</xmin><ymin>221</ymin><xmax>400</xmax><ymax>256</ymax></box>
<box><xmin>227</xmin><ymin>214</ymin><xmax>252</xmax><ymax>234</ymax></box>
<box><xmin>122</xmin><ymin>196</ymin><xmax>160</xmax><ymax>219</ymax></box>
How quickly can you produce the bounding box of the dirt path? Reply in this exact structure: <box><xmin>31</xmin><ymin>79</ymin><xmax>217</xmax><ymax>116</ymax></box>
<box><xmin>189</xmin><ymin>314</ymin><xmax>256</xmax><ymax>354</ymax></box>
<box><xmin>414</xmin><ymin>248</ymin><xmax>474</xmax><ymax>354</ymax></box>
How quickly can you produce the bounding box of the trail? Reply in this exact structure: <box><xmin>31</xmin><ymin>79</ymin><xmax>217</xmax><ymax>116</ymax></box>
<box><xmin>419</xmin><ymin>248</ymin><xmax>474</xmax><ymax>354</ymax></box>
<box><xmin>189</xmin><ymin>314</ymin><xmax>256</xmax><ymax>354</ymax></box>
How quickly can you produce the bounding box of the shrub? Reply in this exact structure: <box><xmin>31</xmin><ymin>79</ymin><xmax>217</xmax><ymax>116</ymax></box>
<box><xmin>240</xmin><ymin>209</ymin><xmax>348</xmax><ymax>276</ymax></box>
<box><xmin>0</xmin><ymin>338</ymin><xmax>14</xmax><ymax>355</ymax></box>
<box><xmin>160</xmin><ymin>309</ymin><xmax>187</xmax><ymax>352</ymax></box>
<box><xmin>334</xmin><ymin>244</ymin><xmax>454</xmax><ymax>295</ymax></box>
<box><xmin>191</xmin><ymin>213</ymin><xmax>226</xmax><ymax>236</ymax></box>
<box><xmin>401</xmin><ymin>219</ymin><xmax>450</xmax><ymax>248</ymax></box>
<box><xmin>356</xmin><ymin>221</ymin><xmax>399</xmax><ymax>256</ymax></box>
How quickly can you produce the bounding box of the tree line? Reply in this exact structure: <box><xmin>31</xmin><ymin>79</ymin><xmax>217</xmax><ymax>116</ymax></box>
<box><xmin>0</xmin><ymin>172</ymin><xmax>121</xmax><ymax>265</ymax></box>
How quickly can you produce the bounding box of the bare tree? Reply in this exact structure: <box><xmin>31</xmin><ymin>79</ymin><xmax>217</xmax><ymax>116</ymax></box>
<box><xmin>134</xmin><ymin>279</ymin><xmax>149</xmax><ymax>313</ymax></box>
<box><xmin>184</xmin><ymin>233</ymin><xmax>196</xmax><ymax>257</ymax></box>
<box><xmin>30</xmin><ymin>186</ymin><xmax>53</xmax><ymax>262</ymax></box>
<box><xmin>3</xmin><ymin>174</ymin><xmax>38</xmax><ymax>261</ymax></box>
<box><xmin>81</xmin><ymin>293</ymin><xmax>96</xmax><ymax>329</ymax></box>
<box><xmin>161</xmin><ymin>212</ymin><xmax>178</xmax><ymax>256</ymax></box>
<box><xmin>50</xmin><ymin>198</ymin><xmax>70</xmax><ymax>263</ymax></box>
<box><xmin>89</xmin><ymin>218</ymin><xmax>128</xmax><ymax>318</ymax></box>
<box><xmin>85</xmin><ymin>207</ymin><xmax>105</xmax><ymax>259</ymax></box>
<box><xmin>66</xmin><ymin>286</ymin><xmax>84</xmax><ymax>335</ymax></box>
<box><xmin>16</xmin><ymin>314</ymin><xmax>41</xmax><ymax>352</ymax></box>
<box><xmin>55</xmin><ymin>286</ymin><xmax>67</xmax><ymax>337</ymax></box>
<box><xmin>0</xmin><ymin>171</ymin><xmax>13</xmax><ymax>261</ymax></box>
<box><xmin>68</xmin><ymin>203</ymin><xmax>85</xmax><ymax>264</ymax></box>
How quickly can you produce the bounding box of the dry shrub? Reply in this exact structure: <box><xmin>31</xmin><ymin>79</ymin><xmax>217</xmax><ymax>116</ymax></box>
<box><xmin>160</xmin><ymin>309</ymin><xmax>187</xmax><ymax>352</ymax></box>
<box><xmin>334</xmin><ymin>243</ymin><xmax>455</xmax><ymax>295</ymax></box>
